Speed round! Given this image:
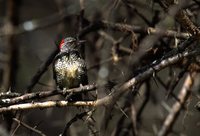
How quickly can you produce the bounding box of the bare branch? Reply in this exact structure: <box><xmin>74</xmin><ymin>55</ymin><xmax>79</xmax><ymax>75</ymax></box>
<box><xmin>0</xmin><ymin>84</ymin><xmax>97</xmax><ymax>106</ymax></box>
<box><xmin>12</xmin><ymin>118</ymin><xmax>46</xmax><ymax>136</ymax></box>
<box><xmin>0</xmin><ymin>101</ymin><xmax>95</xmax><ymax>113</ymax></box>
<box><xmin>0</xmin><ymin>47</ymin><xmax>199</xmax><ymax>113</ymax></box>
<box><xmin>158</xmin><ymin>73</ymin><xmax>195</xmax><ymax>136</ymax></box>
<box><xmin>78</xmin><ymin>20</ymin><xmax>191</xmax><ymax>39</ymax></box>
<box><xmin>157</xmin><ymin>0</ymin><xmax>200</xmax><ymax>38</ymax></box>
<box><xmin>25</xmin><ymin>48</ymin><xmax>59</xmax><ymax>93</ymax></box>
<box><xmin>95</xmin><ymin>49</ymin><xmax>199</xmax><ymax>107</ymax></box>
<box><xmin>61</xmin><ymin>112</ymin><xmax>88</xmax><ymax>136</ymax></box>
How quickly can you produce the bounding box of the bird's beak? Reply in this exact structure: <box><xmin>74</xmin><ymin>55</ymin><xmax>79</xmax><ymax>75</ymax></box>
<box><xmin>77</xmin><ymin>40</ymin><xmax>86</xmax><ymax>45</ymax></box>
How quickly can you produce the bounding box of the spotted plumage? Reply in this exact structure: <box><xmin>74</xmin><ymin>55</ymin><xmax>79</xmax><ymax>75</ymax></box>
<box><xmin>53</xmin><ymin>37</ymin><xmax>88</xmax><ymax>100</ymax></box>
<box><xmin>53</xmin><ymin>51</ymin><xmax>87</xmax><ymax>89</ymax></box>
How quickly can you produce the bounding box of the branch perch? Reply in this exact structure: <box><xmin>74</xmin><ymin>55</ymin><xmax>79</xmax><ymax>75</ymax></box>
<box><xmin>0</xmin><ymin>48</ymin><xmax>199</xmax><ymax>113</ymax></box>
<box><xmin>0</xmin><ymin>84</ymin><xmax>97</xmax><ymax>106</ymax></box>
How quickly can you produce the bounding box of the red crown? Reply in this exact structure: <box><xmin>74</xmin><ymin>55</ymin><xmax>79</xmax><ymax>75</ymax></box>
<box><xmin>59</xmin><ymin>39</ymin><xmax>65</xmax><ymax>49</ymax></box>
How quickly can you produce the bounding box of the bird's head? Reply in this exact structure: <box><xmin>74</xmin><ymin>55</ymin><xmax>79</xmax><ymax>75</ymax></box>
<box><xmin>59</xmin><ymin>37</ymin><xmax>85</xmax><ymax>52</ymax></box>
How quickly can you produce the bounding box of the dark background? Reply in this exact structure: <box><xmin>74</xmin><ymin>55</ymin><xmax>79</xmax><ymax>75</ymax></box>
<box><xmin>0</xmin><ymin>0</ymin><xmax>200</xmax><ymax>136</ymax></box>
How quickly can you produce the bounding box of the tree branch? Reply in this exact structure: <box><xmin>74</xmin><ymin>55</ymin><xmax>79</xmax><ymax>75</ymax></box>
<box><xmin>157</xmin><ymin>73</ymin><xmax>195</xmax><ymax>136</ymax></box>
<box><xmin>0</xmin><ymin>47</ymin><xmax>199</xmax><ymax>113</ymax></box>
<box><xmin>0</xmin><ymin>101</ymin><xmax>95</xmax><ymax>113</ymax></box>
<box><xmin>12</xmin><ymin>118</ymin><xmax>46</xmax><ymax>136</ymax></box>
<box><xmin>1</xmin><ymin>84</ymin><xmax>97</xmax><ymax>106</ymax></box>
<box><xmin>158</xmin><ymin>0</ymin><xmax>200</xmax><ymax>38</ymax></box>
<box><xmin>78</xmin><ymin>20</ymin><xmax>190</xmax><ymax>39</ymax></box>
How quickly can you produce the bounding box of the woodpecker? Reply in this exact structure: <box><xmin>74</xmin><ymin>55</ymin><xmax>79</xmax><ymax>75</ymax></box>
<box><xmin>53</xmin><ymin>37</ymin><xmax>88</xmax><ymax>101</ymax></box>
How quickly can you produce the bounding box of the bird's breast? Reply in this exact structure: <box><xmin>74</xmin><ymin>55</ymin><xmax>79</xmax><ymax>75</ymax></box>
<box><xmin>54</xmin><ymin>55</ymin><xmax>86</xmax><ymax>89</ymax></box>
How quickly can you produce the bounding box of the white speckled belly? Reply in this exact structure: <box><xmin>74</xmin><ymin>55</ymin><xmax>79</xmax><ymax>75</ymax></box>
<box><xmin>54</xmin><ymin>54</ymin><xmax>86</xmax><ymax>89</ymax></box>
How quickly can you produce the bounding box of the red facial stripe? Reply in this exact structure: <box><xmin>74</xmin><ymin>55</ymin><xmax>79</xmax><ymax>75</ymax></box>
<box><xmin>59</xmin><ymin>39</ymin><xmax>64</xmax><ymax>49</ymax></box>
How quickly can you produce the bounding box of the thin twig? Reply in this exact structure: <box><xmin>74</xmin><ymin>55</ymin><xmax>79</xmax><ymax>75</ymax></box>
<box><xmin>78</xmin><ymin>20</ymin><xmax>191</xmax><ymax>39</ymax></box>
<box><xmin>136</xmin><ymin>81</ymin><xmax>150</xmax><ymax>121</ymax></box>
<box><xmin>155</xmin><ymin>74</ymin><xmax>180</xmax><ymax>102</ymax></box>
<box><xmin>166</xmin><ymin>63</ymin><xmax>189</xmax><ymax>99</ymax></box>
<box><xmin>157</xmin><ymin>73</ymin><xmax>195</xmax><ymax>136</ymax></box>
<box><xmin>12</xmin><ymin>118</ymin><xmax>46</xmax><ymax>136</ymax></box>
<box><xmin>157</xmin><ymin>0</ymin><xmax>200</xmax><ymax>38</ymax></box>
<box><xmin>61</xmin><ymin>112</ymin><xmax>88</xmax><ymax>136</ymax></box>
<box><xmin>25</xmin><ymin>48</ymin><xmax>59</xmax><ymax>93</ymax></box>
